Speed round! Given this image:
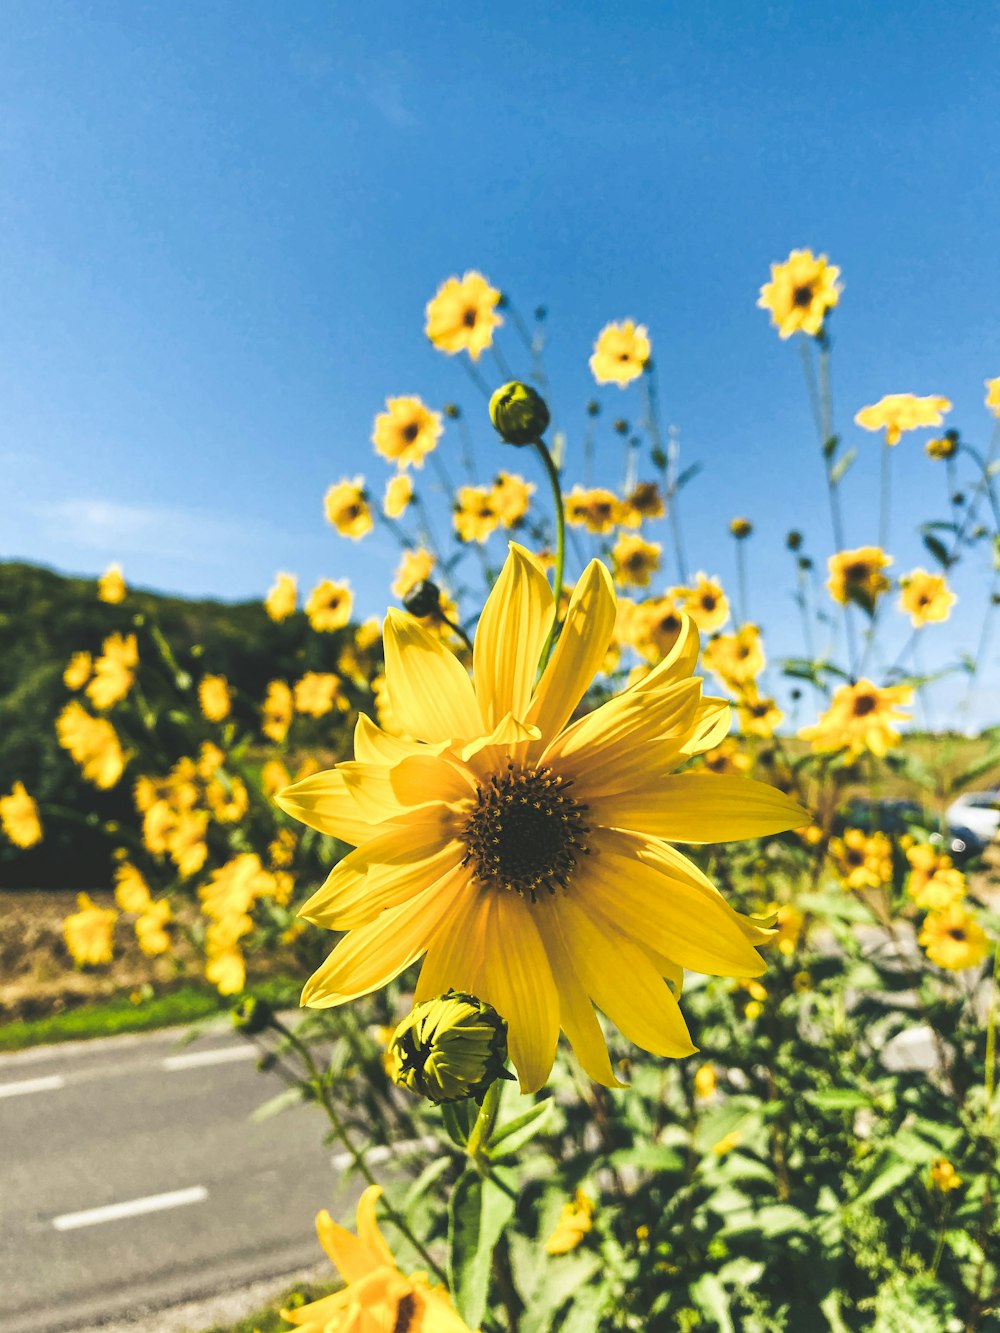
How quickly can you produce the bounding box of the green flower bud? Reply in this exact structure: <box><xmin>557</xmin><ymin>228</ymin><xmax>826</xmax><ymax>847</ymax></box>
<box><xmin>444</xmin><ymin>402</ymin><xmax>462</xmax><ymax>419</ymax></box>
<box><xmin>232</xmin><ymin>995</ymin><xmax>273</xmax><ymax>1035</ymax></box>
<box><xmin>388</xmin><ymin>990</ymin><xmax>512</xmax><ymax>1104</ymax></box>
<box><xmin>613</xmin><ymin>418</ymin><xmax>629</xmax><ymax>436</ymax></box>
<box><xmin>489</xmin><ymin>381</ymin><xmax>550</xmax><ymax>446</ymax></box>
<box><xmin>729</xmin><ymin>517</ymin><xmax>753</xmax><ymax>539</ymax></box>
<box><xmin>785</xmin><ymin>530</ymin><xmax>803</xmax><ymax>551</ymax></box>
<box><xmin>403</xmin><ymin>579</ymin><xmax>442</xmax><ymax>619</ymax></box>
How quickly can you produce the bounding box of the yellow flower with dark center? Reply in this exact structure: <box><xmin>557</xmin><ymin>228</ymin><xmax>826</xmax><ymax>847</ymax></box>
<box><xmin>799</xmin><ymin>679</ymin><xmax>911</xmax><ymax>759</ymax></box>
<box><xmin>0</xmin><ymin>782</ymin><xmax>43</xmax><ymax>848</ymax></box>
<box><xmin>114</xmin><ymin>862</ymin><xmax>152</xmax><ymax>913</ymax></box>
<box><xmin>986</xmin><ymin>376</ymin><xmax>1000</xmax><ymax>418</ymax></box>
<box><xmin>198</xmin><ymin>742</ymin><xmax>225</xmax><ymax>779</ymax></box>
<box><xmin>425</xmin><ymin>271</ymin><xmax>502</xmax><ymax>362</ymax></box>
<box><xmin>491</xmin><ymin>471</ymin><xmax>535</xmax><ymax>527</ymax></box>
<box><xmin>622</xmin><ymin>480</ymin><xmax>665</xmax><ymax>526</ymax></box>
<box><xmin>564</xmin><ymin>486</ymin><xmax>624</xmax><ymax>534</ymax></box>
<box><xmin>926</xmin><ymin>435</ymin><xmax>958</xmax><ymax>460</ymax></box>
<box><xmin>262</xmin><ymin>680</ymin><xmax>294</xmax><ymax>743</ymax></box>
<box><xmin>919</xmin><ymin>903</ymin><xmax>989</xmax><ymax>971</ymax></box>
<box><xmin>829</xmin><ymin>828</ymin><xmax>892</xmax><ymax>890</ymax></box>
<box><xmin>294</xmin><ymin>672</ymin><xmax>344</xmax><ymax>718</ymax></box>
<box><xmin>207</xmin><ymin>775</ymin><xmax>249</xmax><ymax>824</ymax></box>
<box><xmin>633</xmin><ymin>596</ymin><xmax>686</xmax><ymax>664</ymax></box>
<box><xmin>589</xmin><ymin>320</ymin><xmax>651</xmax><ymax>387</ymax></box>
<box><xmin>898</xmin><ymin>568</ymin><xmax>955</xmax><ymax>627</ymax></box>
<box><xmin>56</xmin><ymin>701</ymin><xmax>126</xmax><ymax>788</ymax></box>
<box><xmin>97</xmin><ymin>563</ymin><xmax>126</xmax><ymax>604</ymax></box>
<box><xmin>855</xmin><ymin>393</ymin><xmax>952</xmax><ymax>446</ymax></box>
<box><xmin>929</xmin><ymin>1159</ymin><xmax>962</xmax><ymax>1193</ymax></box>
<box><xmin>86</xmin><ymin>633</ymin><xmax>138</xmax><ymax>711</ymax></box>
<box><xmin>454</xmin><ymin>486</ymin><xmax>501</xmax><ymax>544</ymax></box>
<box><xmin>277</xmin><ymin>545</ymin><xmax>806</xmax><ymax>1092</ymax></box>
<box><xmin>383</xmin><ymin>473</ymin><xmax>413</xmax><ymax>520</ymax></box>
<box><xmin>324</xmin><ymin>476</ymin><xmax>373</xmax><ymax>539</ymax></box>
<box><xmin>546</xmin><ymin>1190</ymin><xmax>594</xmax><ymax>1255</ymax></box>
<box><xmin>906</xmin><ymin>844</ymin><xmax>965</xmax><ymax>911</ymax></box>
<box><xmin>63</xmin><ymin>651</ymin><xmax>93</xmax><ymax>690</ymax></box>
<box><xmin>611</xmin><ymin>534</ymin><xmax>662</xmax><ymax>589</ymax></box>
<box><xmin>306</xmin><ymin>580</ymin><xmax>353</xmax><ymax>633</ymax></box>
<box><xmin>826</xmin><ymin>547</ymin><xmax>892</xmax><ymax>613</ymax></box>
<box><xmin>757</xmin><ymin>249</ymin><xmax>841</xmax><ymax>338</ymax></box>
<box><xmin>372</xmin><ymin>396</ymin><xmax>443</xmax><ymax>470</ymax></box>
<box><xmin>63</xmin><ymin>893</ymin><xmax>117</xmax><ymax>965</ymax></box>
<box><xmin>702</xmin><ymin>624</ymin><xmax>765</xmax><ymax>688</ymax></box>
<box><xmin>265</xmin><ymin>572</ymin><xmax>297</xmax><ymax>622</ymax></box>
<box><xmin>702</xmin><ymin>740</ymin><xmax>751</xmax><ymax>777</ymax></box>
<box><xmin>735</xmin><ymin>688</ymin><xmax>783</xmax><ymax>739</ymax></box>
<box><xmin>199</xmin><ymin>674</ymin><xmax>232</xmax><ymax>722</ymax></box>
<box><xmin>675</xmin><ymin>573</ymin><xmax>730</xmax><ymax>634</ymax></box>
<box><xmin>283</xmin><ymin>1184</ymin><xmax>473</xmax><ymax>1333</ymax></box>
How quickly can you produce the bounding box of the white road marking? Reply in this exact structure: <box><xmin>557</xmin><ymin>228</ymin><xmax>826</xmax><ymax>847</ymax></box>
<box><xmin>330</xmin><ymin>1135</ymin><xmax>437</xmax><ymax>1171</ymax></box>
<box><xmin>52</xmin><ymin>1186</ymin><xmax>208</xmax><ymax>1231</ymax></box>
<box><xmin>0</xmin><ymin>1074</ymin><xmax>65</xmax><ymax>1099</ymax></box>
<box><xmin>162</xmin><ymin>1045</ymin><xmax>257</xmax><ymax>1071</ymax></box>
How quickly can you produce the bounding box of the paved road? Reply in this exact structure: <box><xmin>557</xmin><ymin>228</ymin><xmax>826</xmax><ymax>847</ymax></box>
<box><xmin>0</xmin><ymin>1022</ymin><xmax>365</xmax><ymax>1333</ymax></box>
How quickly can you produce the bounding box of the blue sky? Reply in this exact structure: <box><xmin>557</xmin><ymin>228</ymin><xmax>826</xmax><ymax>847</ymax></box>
<box><xmin>2</xmin><ymin>2</ymin><xmax>998</xmax><ymax>725</ymax></box>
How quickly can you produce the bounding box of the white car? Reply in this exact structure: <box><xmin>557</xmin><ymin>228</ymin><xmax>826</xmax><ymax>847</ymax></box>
<box><xmin>946</xmin><ymin>791</ymin><xmax>999</xmax><ymax>847</ymax></box>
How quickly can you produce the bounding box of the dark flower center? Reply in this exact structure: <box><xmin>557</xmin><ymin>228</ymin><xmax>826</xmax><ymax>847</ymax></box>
<box><xmin>792</xmin><ymin>283</ymin><xmax>814</xmax><ymax>307</ymax></box>
<box><xmin>393</xmin><ymin>1293</ymin><xmax>417</xmax><ymax>1333</ymax></box>
<box><xmin>462</xmin><ymin>307</ymin><xmax>478</xmax><ymax>328</ymax></box>
<box><xmin>461</xmin><ymin>764</ymin><xmax>589</xmax><ymax>901</ymax></box>
<box><xmin>853</xmin><ymin>694</ymin><xmax>877</xmax><ymax>717</ymax></box>
<box><xmin>845</xmin><ymin>562</ymin><xmax>869</xmax><ymax>582</ymax></box>
<box><xmin>701</xmin><ymin>594</ymin><xmax>717</xmax><ymax>610</ymax></box>
<box><xmin>947</xmin><ymin>928</ymin><xmax>966</xmax><ymax>942</ymax></box>
<box><xmin>402</xmin><ymin>422</ymin><xmax>420</xmax><ymax>443</ymax></box>
<box><xmin>846</xmin><ymin>848</ymin><xmax>864</xmax><ymax>866</ymax></box>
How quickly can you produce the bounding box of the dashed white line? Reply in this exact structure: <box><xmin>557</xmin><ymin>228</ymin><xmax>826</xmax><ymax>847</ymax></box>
<box><xmin>52</xmin><ymin>1186</ymin><xmax>209</xmax><ymax>1231</ymax></box>
<box><xmin>0</xmin><ymin>1074</ymin><xmax>65</xmax><ymax>1099</ymax></box>
<box><xmin>162</xmin><ymin>1045</ymin><xmax>257</xmax><ymax>1071</ymax></box>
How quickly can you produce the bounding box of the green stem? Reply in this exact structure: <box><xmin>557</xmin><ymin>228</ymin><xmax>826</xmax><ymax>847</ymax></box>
<box><xmin>735</xmin><ymin>538</ymin><xmax>749</xmax><ymax>627</ymax></box>
<box><xmin>985</xmin><ymin>938</ymin><xmax>1000</xmax><ymax>1129</ymax></box>
<box><xmin>467</xmin><ymin>1078</ymin><xmax>503</xmax><ymax>1160</ymax></box>
<box><xmin>532</xmin><ymin>439</ymin><xmax>565</xmax><ymax>669</ymax></box>
<box><xmin>879</xmin><ymin>440</ymin><xmax>892</xmax><ymax>554</ymax></box>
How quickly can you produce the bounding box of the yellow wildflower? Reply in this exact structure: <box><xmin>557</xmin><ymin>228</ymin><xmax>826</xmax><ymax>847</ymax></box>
<box><xmin>702</xmin><ymin>624</ymin><xmax>765</xmax><ymax>688</ymax></box>
<box><xmin>306</xmin><ymin>580</ymin><xmax>353</xmax><ymax>632</ymax></box>
<box><xmin>622</xmin><ymin>481</ymin><xmax>664</xmax><ymax>526</ymax></box>
<box><xmin>757</xmin><ymin>249</ymin><xmax>841</xmax><ymax>338</ymax></box>
<box><xmin>919</xmin><ymin>903</ymin><xmax>990</xmax><ymax>971</ymax></box>
<box><xmin>693</xmin><ymin>1063</ymin><xmax>717</xmax><ymax>1099</ymax></box>
<box><xmin>735</xmin><ymin>689</ymin><xmax>783</xmax><ymax>739</ymax></box>
<box><xmin>167</xmin><ymin>809</ymin><xmax>209</xmax><ymax>877</ymax></box>
<box><xmin>0</xmin><ymin>782</ymin><xmax>43</xmax><ymax>848</ymax></box>
<box><xmin>372</xmin><ymin>396</ymin><xmax>443</xmax><ymax>470</ymax></box>
<box><xmin>454</xmin><ymin>486</ymin><xmax>501</xmax><ymax>543</ymax></box>
<box><xmin>392</xmin><ymin>548</ymin><xmax>436</xmax><ymax>600</ymax></box>
<box><xmin>676</xmin><ymin>573</ymin><xmax>730</xmax><ymax>634</ymax></box>
<box><xmin>383</xmin><ymin>473</ymin><xmax>413</xmax><ymax>519</ymax></box>
<box><xmin>425</xmin><ymin>271</ymin><xmax>502</xmax><ymax>362</ymax></box>
<box><xmin>86</xmin><ymin>633</ymin><xmax>138</xmax><ymax>711</ymax></box>
<box><xmin>56</xmin><ymin>701</ymin><xmax>126</xmax><ymax>788</ymax></box>
<box><xmin>564</xmin><ymin>486</ymin><xmax>624</xmax><ymax>534</ymax></box>
<box><xmin>898</xmin><ymin>568</ymin><xmax>955</xmax><ymax>627</ymax></box>
<box><xmin>926</xmin><ymin>435</ymin><xmax>958</xmax><ymax>460</ymax></box>
<box><xmin>589</xmin><ymin>320</ymin><xmax>650</xmax><ymax>387</ymax></box>
<box><xmin>855</xmin><ymin>393</ymin><xmax>952</xmax><ymax>446</ymax></box>
<box><xmin>269</xmin><ymin>828</ymin><xmax>297</xmax><ymax>870</ymax></box>
<box><xmin>63</xmin><ymin>893</ymin><xmax>116</xmax><ymax>966</ymax></box>
<box><xmin>546</xmin><ymin>1190</ymin><xmax>595</xmax><ymax>1255</ymax></box>
<box><xmin>198</xmin><ymin>742</ymin><xmax>225</xmax><ymax>780</ymax></box>
<box><xmin>97</xmin><ymin>563</ymin><xmax>126</xmax><ymax>603</ymax></box>
<box><xmin>114</xmin><ymin>862</ymin><xmax>152</xmax><ymax>913</ymax></box>
<box><xmin>906</xmin><ymin>844</ymin><xmax>965</xmax><ymax>911</ymax></box>
<box><xmin>491</xmin><ymin>471</ymin><xmax>535</xmax><ymax>527</ymax></box>
<box><xmin>135</xmin><ymin>899</ymin><xmax>172</xmax><ymax>956</ymax></box>
<box><xmin>265</xmin><ymin>572</ymin><xmax>297</xmax><ymax>622</ymax></box>
<box><xmin>262</xmin><ymin>681</ymin><xmax>294</xmax><ymax>743</ymax></box>
<box><xmin>324</xmin><ymin>476</ymin><xmax>373</xmax><ymax>539</ymax></box>
<box><xmin>294</xmin><ymin>672</ymin><xmax>343</xmax><ymax>718</ymax></box>
<box><xmin>261</xmin><ymin>759</ymin><xmax>292</xmax><ymax>799</ymax></box>
<box><xmin>829</xmin><ymin>828</ymin><xmax>892</xmax><ymax>890</ymax></box>
<box><xmin>63</xmin><ymin>651</ymin><xmax>93</xmax><ymax>691</ymax></box>
<box><xmin>799</xmin><ymin>679</ymin><xmax>911</xmax><ymax>759</ymax></box>
<box><xmin>205</xmin><ymin>950</ymin><xmax>245</xmax><ymax>995</ymax></box>
<box><xmin>206</xmin><ymin>776</ymin><xmax>249</xmax><ymax>824</ymax></box>
<box><xmin>611</xmin><ymin>533</ymin><xmax>662</xmax><ymax>589</ymax></box>
<box><xmin>826</xmin><ymin>547</ymin><xmax>892</xmax><ymax>613</ymax></box>
<box><xmin>986</xmin><ymin>376</ymin><xmax>1000</xmax><ymax>418</ymax></box>
<box><xmin>702</xmin><ymin>740</ymin><xmax>750</xmax><ymax>777</ymax></box>
<box><xmin>929</xmin><ymin>1159</ymin><xmax>962</xmax><ymax>1193</ymax></box>
<box><xmin>729</xmin><ymin>517</ymin><xmax>753</xmax><ymax>539</ymax></box>
<box><xmin>199</xmin><ymin>674</ymin><xmax>232</xmax><ymax>723</ymax></box>
<box><xmin>772</xmin><ymin>903</ymin><xmax>804</xmax><ymax>957</ymax></box>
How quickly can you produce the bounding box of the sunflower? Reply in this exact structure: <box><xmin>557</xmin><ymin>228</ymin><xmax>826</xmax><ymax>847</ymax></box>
<box><xmin>854</xmin><ymin>393</ymin><xmax>952</xmax><ymax>446</ymax></box>
<box><xmin>425</xmin><ymin>271</ymin><xmax>503</xmax><ymax>362</ymax></box>
<box><xmin>702</xmin><ymin>624</ymin><xmax>765</xmax><ymax>688</ymax></box>
<box><xmin>454</xmin><ymin>486</ymin><xmax>501</xmax><ymax>544</ymax></box>
<box><xmin>324</xmin><ymin>476</ymin><xmax>374</xmax><ymax>539</ymax></box>
<box><xmin>589</xmin><ymin>320</ymin><xmax>651</xmax><ymax>387</ymax></box>
<box><xmin>0</xmin><ymin>782</ymin><xmax>43</xmax><ymax>849</ymax></box>
<box><xmin>919</xmin><ymin>903</ymin><xmax>990</xmax><ymax>971</ymax></box>
<box><xmin>277</xmin><ymin>545</ymin><xmax>806</xmax><ymax>1093</ymax></box>
<box><xmin>757</xmin><ymin>249</ymin><xmax>841</xmax><ymax>339</ymax></box>
<box><xmin>306</xmin><ymin>580</ymin><xmax>353</xmax><ymax>632</ymax></box>
<box><xmin>829</xmin><ymin>828</ymin><xmax>892</xmax><ymax>890</ymax></box>
<box><xmin>564</xmin><ymin>486</ymin><xmax>624</xmax><ymax>534</ymax></box>
<box><xmin>611</xmin><ymin>533</ymin><xmax>662</xmax><ymax>589</ymax></box>
<box><xmin>898</xmin><ymin>568</ymin><xmax>955</xmax><ymax>627</ymax></box>
<box><xmin>826</xmin><ymin>547</ymin><xmax>892</xmax><ymax>613</ymax></box>
<box><xmin>622</xmin><ymin>481</ymin><xmax>665</xmax><ymax>525</ymax></box>
<box><xmin>799</xmin><ymin>678</ymin><xmax>912</xmax><ymax>759</ymax></box>
<box><xmin>675</xmin><ymin>573</ymin><xmax>730</xmax><ymax>634</ymax></box>
<box><xmin>372</xmin><ymin>397</ymin><xmax>443</xmax><ymax>470</ymax></box>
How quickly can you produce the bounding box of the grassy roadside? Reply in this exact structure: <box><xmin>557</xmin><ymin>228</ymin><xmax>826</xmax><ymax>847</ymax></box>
<box><xmin>201</xmin><ymin>1280</ymin><xmax>342</xmax><ymax>1333</ymax></box>
<box><xmin>0</xmin><ymin>976</ymin><xmax>299</xmax><ymax>1053</ymax></box>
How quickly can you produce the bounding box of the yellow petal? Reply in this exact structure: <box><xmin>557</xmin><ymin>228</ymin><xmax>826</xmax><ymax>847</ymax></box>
<box><xmin>589</xmin><ymin>774</ymin><xmax>809</xmax><ymax>843</ymax></box>
<box><xmin>413</xmin><ymin>883</ymin><xmax>490</xmax><ymax>1002</ymax></box>
<box><xmin>389</xmin><ymin>753</ymin><xmax>478</xmax><ymax>805</ymax></box>
<box><xmin>316</xmin><ymin>1204</ymin><xmax>384</xmax><ymax>1282</ymax></box>
<box><xmin>481</xmin><ymin>893</ymin><xmax>560</xmax><ymax>1094</ymax></box>
<box><xmin>302</xmin><ymin>869</ymin><xmax>463</xmax><ymax>1007</ymax></box>
<box><xmin>525</xmin><ymin>560</ymin><xmax>616</xmax><ymax>750</ymax></box>
<box><xmin>533</xmin><ymin>898</ymin><xmax>623</xmax><ymax>1087</ymax></box>
<box><xmin>299</xmin><ymin>835</ymin><xmax>465</xmax><ymax>930</ymax></box>
<box><xmin>275</xmin><ymin>770</ymin><xmax>376</xmax><ymax>846</ymax></box>
<box><xmin>557</xmin><ymin>896</ymin><xmax>696</xmax><ymax>1057</ymax></box>
<box><xmin>383</xmin><ymin>608</ymin><xmax>484</xmax><ymax>743</ymax></box>
<box><xmin>630</xmin><ymin>611</ymin><xmax>701</xmax><ymax>690</ymax></box>
<box><xmin>473</xmin><ymin>543</ymin><xmax>554</xmax><ymax>727</ymax></box>
<box><xmin>353</xmin><ymin>712</ymin><xmax>428</xmax><ymax>765</ymax></box>
<box><xmin>353</xmin><ymin>1184</ymin><xmax>396</xmax><ymax>1269</ymax></box>
<box><xmin>679</xmin><ymin>697</ymin><xmax>732</xmax><ymax>755</ymax></box>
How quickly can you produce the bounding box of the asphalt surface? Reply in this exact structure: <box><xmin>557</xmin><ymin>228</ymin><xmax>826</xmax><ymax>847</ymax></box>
<box><xmin>0</xmin><ymin>1022</ymin><xmax>359</xmax><ymax>1333</ymax></box>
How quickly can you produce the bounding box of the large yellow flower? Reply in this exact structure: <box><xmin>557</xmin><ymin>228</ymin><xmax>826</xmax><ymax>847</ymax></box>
<box><xmin>283</xmin><ymin>1185</ymin><xmax>472</xmax><ymax>1333</ymax></box>
<box><xmin>372</xmin><ymin>397</ymin><xmax>443</xmax><ymax>470</ymax></box>
<box><xmin>0</xmin><ymin>781</ymin><xmax>43</xmax><ymax>849</ymax></box>
<box><xmin>325</xmin><ymin>476</ymin><xmax>374</xmax><ymax>539</ymax></box>
<box><xmin>855</xmin><ymin>393</ymin><xmax>952</xmax><ymax>446</ymax></box>
<box><xmin>278</xmin><ymin>545</ymin><xmax>806</xmax><ymax>1093</ymax></box>
<box><xmin>589</xmin><ymin>320</ymin><xmax>651</xmax><ymax>387</ymax></box>
<box><xmin>425</xmin><ymin>271</ymin><xmax>503</xmax><ymax>362</ymax></box>
<box><xmin>898</xmin><ymin>568</ymin><xmax>955</xmax><ymax>627</ymax></box>
<box><xmin>826</xmin><ymin>547</ymin><xmax>892</xmax><ymax>613</ymax></box>
<box><xmin>799</xmin><ymin>679</ymin><xmax>911</xmax><ymax>759</ymax></box>
<box><xmin>757</xmin><ymin>249</ymin><xmax>841</xmax><ymax>339</ymax></box>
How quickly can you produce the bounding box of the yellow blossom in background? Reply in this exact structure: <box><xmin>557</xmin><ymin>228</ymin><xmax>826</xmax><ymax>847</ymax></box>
<box><xmin>269</xmin><ymin>828</ymin><xmax>297</xmax><ymax>870</ymax></box>
<box><xmin>919</xmin><ymin>902</ymin><xmax>990</xmax><ymax>971</ymax></box>
<box><xmin>198</xmin><ymin>742</ymin><xmax>225</xmax><ymax>780</ymax></box>
<box><xmin>306</xmin><ymin>580</ymin><xmax>353</xmax><ymax>633</ymax></box>
<box><xmin>799</xmin><ymin>679</ymin><xmax>912</xmax><ymax>759</ymax></box>
<box><xmin>324</xmin><ymin>476</ymin><xmax>373</xmax><ymax>539</ymax></box>
<box><xmin>633</xmin><ymin>596</ymin><xmax>686</xmax><ymax>663</ymax></box>
<box><xmin>826</xmin><ymin>547</ymin><xmax>892</xmax><ymax>613</ymax></box>
<box><xmin>168</xmin><ymin>809</ymin><xmax>209</xmax><ymax>877</ymax></box>
<box><xmin>898</xmin><ymin>568</ymin><xmax>956</xmax><ymax>627</ymax></box>
<box><xmin>355</xmin><ymin>618</ymin><xmax>382</xmax><ymax>652</ymax></box>
<box><xmin>712</xmin><ymin>1129</ymin><xmax>743</xmax><ymax>1156</ymax></box>
<box><xmin>278</xmin><ymin>545</ymin><xmax>804</xmax><ymax>1092</ymax></box>
<box><xmin>97</xmin><ymin>563</ymin><xmax>126</xmax><ymax>603</ymax></box>
<box><xmin>199</xmin><ymin>674</ymin><xmax>232</xmax><ymax>723</ymax></box>
<box><xmin>0</xmin><ymin>782</ymin><xmax>43</xmax><ymax>848</ymax></box>
<box><xmin>294</xmin><ymin>672</ymin><xmax>343</xmax><ymax>718</ymax></box>
<box><xmin>135</xmin><ymin>899</ymin><xmax>172</xmax><ymax>956</ymax></box>
<box><xmin>283</xmin><ymin>1184</ymin><xmax>473</xmax><ymax>1333</ymax></box>
<box><xmin>702</xmin><ymin>740</ymin><xmax>750</xmax><ymax>777</ymax></box>
<box><xmin>491</xmin><ymin>471</ymin><xmax>535</xmax><ymax>527</ymax></box>
<box><xmin>206</xmin><ymin>950</ymin><xmax>245</xmax><ymax>995</ymax></box>
<box><xmin>56</xmin><ymin>701</ymin><xmax>126</xmax><ymax>788</ymax></box>
<box><xmin>611</xmin><ymin>533</ymin><xmax>662</xmax><ymax>588</ymax></box>
<box><xmin>86</xmin><ymin>633</ymin><xmax>139</xmax><ymax>711</ymax></box>
<box><xmin>546</xmin><ymin>1190</ymin><xmax>595</xmax><ymax>1255</ymax></box>
<box><xmin>702</xmin><ymin>624</ymin><xmax>765</xmax><ymax>688</ymax></box>
<box><xmin>772</xmin><ymin>903</ymin><xmax>804</xmax><ymax>957</ymax></box>
<box><xmin>693</xmin><ymin>1063</ymin><xmax>718</xmax><ymax>1099</ymax></box>
<box><xmin>986</xmin><ymin>376</ymin><xmax>1000</xmax><ymax>417</ymax></box>
<box><xmin>206</xmin><ymin>776</ymin><xmax>250</xmax><ymax>824</ymax></box>
<box><xmin>622</xmin><ymin>480</ymin><xmax>664</xmax><ymax>526</ymax></box>
<box><xmin>454</xmin><ymin>485</ymin><xmax>501</xmax><ymax>543</ymax></box>
<box><xmin>564</xmin><ymin>486</ymin><xmax>624</xmax><ymax>534</ymax></box>
<box><xmin>63</xmin><ymin>893</ymin><xmax>116</xmax><ymax>966</ymax></box>
<box><xmin>262</xmin><ymin>681</ymin><xmax>294</xmax><ymax>743</ymax></box>
<box><xmin>926</xmin><ymin>435</ymin><xmax>958</xmax><ymax>460</ymax></box>
<box><xmin>261</xmin><ymin>759</ymin><xmax>292</xmax><ymax>799</ymax></box>
<box><xmin>855</xmin><ymin>393</ymin><xmax>952</xmax><ymax>446</ymax></box>
<box><xmin>372</xmin><ymin>396</ymin><xmax>444</xmax><ymax>470</ymax></box>
<box><xmin>63</xmin><ymin>651</ymin><xmax>93</xmax><ymax>690</ymax></box>
<box><xmin>676</xmin><ymin>573</ymin><xmax>730</xmax><ymax>633</ymax></box>
<box><xmin>829</xmin><ymin>828</ymin><xmax>893</xmax><ymax>890</ymax></box>
<box><xmin>265</xmin><ymin>572</ymin><xmax>298</xmax><ymax>622</ymax></box>
<box><xmin>114</xmin><ymin>862</ymin><xmax>152</xmax><ymax>913</ymax></box>
<box><xmin>589</xmin><ymin>319</ymin><xmax>651</xmax><ymax>386</ymax></box>
<box><xmin>392</xmin><ymin>548</ymin><xmax>436</xmax><ymax>600</ymax></box>
<box><xmin>383</xmin><ymin>473</ymin><xmax>413</xmax><ymax>519</ymax></box>
<box><xmin>757</xmin><ymin>249</ymin><xmax>841</xmax><ymax>338</ymax></box>
<box><xmin>906</xmin><ymin>844</ymin><xmax>965</xmax><ymax>911</ymax></box>
<box><xmin>425</xmin><ymin>270</ymin><xmax>502</xmax><ymax>362</ymax></box>
<box><xmin>929</xmin><ymin>1159</ymin><xmax>962</xmax><ymax>1193</ymax></box>
<box><xmin>735</xmin><ymin>688</ymin><xmax>783</xmax><ymax>738</ymax></box>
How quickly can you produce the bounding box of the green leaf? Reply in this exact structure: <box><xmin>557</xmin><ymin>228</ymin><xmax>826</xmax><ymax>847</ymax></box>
<box><xmin>849</xmin><ymin>1158</ymin><xmax>915</xmax><ymax>1209</ymax></box>
<box><xmin>488</xmin><ymin>1098</ymin><xmax>553</xmax><ymax>1160</ymax></box>
<box><xmin>448</xmin><ymin>1169</ymin><xmax>517</xmax><ymax>1328</ymax></box>
<box><xmin>440</xmin><ymin>1099</ymin><xmax>476</xmax><ymax>1149</ymax></box>
<box><xmin>403</xmin><ymin>1156</ymin><xmax>453</xmax><ymax>1215</ymax></box>
<box><xmin>690</xmin><ymin>1273</ymin><xmax>734</xmax><ymax>1333</ymax></box>
<box><xmin>796</xmin><ymin>890</ymin><xmax>874</xmax><ymax>923</ymax></box>
<box><xmin>805</xmin><ymin>1088</ymin><xmax>873</xmax><ymax>1112</ymax></box>
<box><xmin>519</xmin><ymin>1252</ymin><xmax>602</xmax><ymax>1333</ymax></box>
<box><xmin>922</xmin><ymin>533</ymin><xmax>952</xmax><ymax>568</ymax></box>
<box><xmin>608</xmin><ymin>1143</ymin><xmax>686</xmax><ymax>1173</ymax></box>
